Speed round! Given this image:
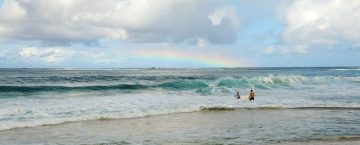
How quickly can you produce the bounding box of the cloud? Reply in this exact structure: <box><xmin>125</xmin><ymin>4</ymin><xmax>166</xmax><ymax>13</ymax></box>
<box><xmin>6</xmin><ymin>43</ymin><xmax>252</xmax><ymax>67</ymax></box>
<box><xmin>278</xmin><ymin>0</ymin><xmax>360</xmax><ymax>45</ymax></box>
<box><xmin>75</xmin><ymin>51</ymin><xmax>117</xmax><ymax>63</ymax></box>
<box><xmin>263</xmin><ymin>45</ymin><xmax>308</xmax><ymax>55</ymax></box>
<box><xmin>196</xmin><ymin>38</ymin><xmax>210</xmax><ymax>48</ymax></box>
<box><xmin>0</xmin><ymin>0</ymin><xmax>240</xmax><ymax>45</ymax></box>
<box><xmin>130</xmin><ymin>47</ymin><xmax>250</xmax><ymax>67</ymax></box>
<box><xmin>15</xmin><ymin>46</ymin><xmax>127</xmax><ymax>65</ymax></box>
<box><xmin>19</xmin><ymin>47</ymin><xmax>38</xmax><ymax>58</ymax></box>
<box><xmin>19</xmin><ymin>47</ymin><xmax>66</xmax><ymax>63</ymax></box>
<box><xmin>208</xmin><ymin>6</ymin><xmax>239</xmax><ymax>26</ymax></box>
<box><xmin>0</xmin><ymin>0</ymin><xmax>25</xmax><ymax>20</ymax></box>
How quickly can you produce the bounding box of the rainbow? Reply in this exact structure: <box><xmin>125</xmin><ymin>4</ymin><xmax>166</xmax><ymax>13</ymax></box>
<box><xmin>131</xmin><ymin>49</ymin><xmax>244</xmax><ymax>67</ymax></box>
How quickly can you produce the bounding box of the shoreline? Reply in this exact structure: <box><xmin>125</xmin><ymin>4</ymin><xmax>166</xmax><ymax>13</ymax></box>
<box><xmin>1</xmin><ymin>109</ymin><xmax>360</xmax><ymax>144</ymax></box>
<box><xmin>2</xmin><ymin>106</ymin><xmax>360</xmax><ymax>132</ymax></box>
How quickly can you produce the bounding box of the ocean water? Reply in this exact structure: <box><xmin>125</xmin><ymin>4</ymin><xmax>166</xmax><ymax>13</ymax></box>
<box><xmin>0</xmin><ymin>67</ymin><xmax>360</xmax><ymax>144</ymax></box>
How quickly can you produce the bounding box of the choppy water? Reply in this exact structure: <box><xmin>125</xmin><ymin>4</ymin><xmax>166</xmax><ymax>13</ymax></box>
<box><xmin>0</xmin><ymin>67</ymin><xmax>360</xmax><ymax>135</ymax></box>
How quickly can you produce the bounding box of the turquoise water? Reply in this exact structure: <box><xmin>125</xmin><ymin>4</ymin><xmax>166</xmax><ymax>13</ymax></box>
<box><xmin>0</xmin><ymin>67</ymin><xmax>360</xmax><ymax>143</ymax></box>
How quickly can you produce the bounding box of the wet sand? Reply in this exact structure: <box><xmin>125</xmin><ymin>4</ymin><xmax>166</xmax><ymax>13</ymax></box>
<box><xmin>0</xmin><ymin>109</ymin><xmax>360</xmax><ymax>145</ymax></box>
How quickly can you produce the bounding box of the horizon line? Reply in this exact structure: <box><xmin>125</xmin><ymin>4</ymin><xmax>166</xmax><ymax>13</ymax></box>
<box><xmin>0</xmin><ymin>66</ymin><xmax>359</xmax><ymax>69</ymax></box>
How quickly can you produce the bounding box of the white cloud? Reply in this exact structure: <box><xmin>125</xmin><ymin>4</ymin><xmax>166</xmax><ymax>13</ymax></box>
<box><xmin>17</xmin><ymin>46</ymin><xmax>126</xmax><ymax>64</ymax></box>
<box><xmin>208</xmin><ymin>6</ymin><xmax>239</xmax><ymax>26</ymax></box>
<box><xmin>0</xmin><ymin>0</ymin><xmax>26</xmax><ymax>21</ymax></box>
<box><xmin>196</xmin><ymin>38</ymin><xmax>210</xmax><ymax>48</ymax></box>
<box><xmin>19</xmin><ymin>47</ymin><xmax>66</xmax><ymax>63</ymax></box>
<box><xmin>0</xmin><ymin>0</ymin><xmax>240</xmax><ymax>45</ymax></box>
<box><xmin>19</xmin><ymin>47</ymin><xmax>38</xmax><ymax>58</ymax></box>
<box><xmin>278</xmin><ymin>0</ymin><xmax>360</xmax><ymax>45</ymax></box>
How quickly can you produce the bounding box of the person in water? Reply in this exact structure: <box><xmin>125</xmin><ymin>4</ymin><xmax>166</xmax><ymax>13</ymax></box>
<box><xmin>234</xmin><ymin>91</ymin><xmax>240</xmax><ymax>99</ymax></box>
<box><xmin>249</xmin><ymin>90</ymin><xmax>255</xmax><ymax>101</ymax></box>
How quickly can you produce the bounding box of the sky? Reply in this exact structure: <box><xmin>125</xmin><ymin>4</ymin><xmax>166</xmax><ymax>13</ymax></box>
<box><xmin>0</xmin><ymin>0</ymin><xmax>359</xmax><ymax>68</ymax></box>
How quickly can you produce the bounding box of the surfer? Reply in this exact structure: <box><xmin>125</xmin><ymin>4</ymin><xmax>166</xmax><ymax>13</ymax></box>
<box><xmin>249</xmin><ymin>90</ymin><xmax>255</xmax><ymax>101</ymax></box>
<box><xmin>234</xmin><ymin>91</ymin><xmax>240</xmax><ymax>99</ymax></box>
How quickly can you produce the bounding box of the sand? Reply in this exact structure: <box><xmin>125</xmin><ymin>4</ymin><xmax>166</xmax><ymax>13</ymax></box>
<box><xmin>0</xmin><ymin>109</ymin><xmax>359</xmax><ymax>145</ymax></box>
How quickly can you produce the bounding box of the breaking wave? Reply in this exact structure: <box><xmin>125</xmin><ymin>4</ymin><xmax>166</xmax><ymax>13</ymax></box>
<box><xmin>2</xmin><ymin>104</ymin><xmax>360</xmax><ymax>131</ymax></box>
<box><xmin>1</xmin><ymin>75</ymin><xmax>358</xmax><ymax>93</ymax></box>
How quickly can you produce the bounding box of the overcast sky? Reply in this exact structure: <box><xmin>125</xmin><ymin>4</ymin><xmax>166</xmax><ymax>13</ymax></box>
<box><xmin>0</xmin><ymin>0</ymin><xmax>359</xmax><ymax>68</ymax></box>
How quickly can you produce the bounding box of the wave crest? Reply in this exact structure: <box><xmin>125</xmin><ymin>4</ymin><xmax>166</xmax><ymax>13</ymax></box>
<box><xmin>2</xmin><ymin>105</ymin><xmax>360</xmax><ymax>131</ymax></box>
<box><xmin>1</xmin><ymin>75</ymin><xmax>358</xmax><ymax>93</ymax></box>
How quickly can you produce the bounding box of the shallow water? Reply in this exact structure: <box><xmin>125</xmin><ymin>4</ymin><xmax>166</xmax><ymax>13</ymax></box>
<box><xmin>0</xmin><ymin>109</ymin><xmax>359</xmax><ymax>145</ymax></box>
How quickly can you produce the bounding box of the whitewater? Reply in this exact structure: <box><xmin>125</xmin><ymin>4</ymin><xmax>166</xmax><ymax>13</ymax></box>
<box><xmin>0</xmin><ymin>67</ymin><xmax>360</xmax><ymax>131</ymax></box>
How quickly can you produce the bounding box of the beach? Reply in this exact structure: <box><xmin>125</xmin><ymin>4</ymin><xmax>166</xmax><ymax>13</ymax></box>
<box><xmin>1</xmin><ymin>108</ymin><xmax>360</xmax><ymax>144</ymax></box>
<box><xmin>0</xmin><ymin>68</ymin><xmax>360</xmax><ymax>144</ymax></box>
<box><xmin>1</xmin><ymin>0</ymin><xmax>360</xmax><ymax>144</ymax></box>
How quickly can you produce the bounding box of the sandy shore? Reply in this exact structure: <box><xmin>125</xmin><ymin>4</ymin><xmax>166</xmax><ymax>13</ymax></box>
<box><xmin>0</xmin><ymin>109</ymin><xmax>359</xmax><ymax>145</ymax></box>
<box><xmin>275</xmin><ymin>140</ymin><xmax>360</xmax><ymax>145</ymax></box>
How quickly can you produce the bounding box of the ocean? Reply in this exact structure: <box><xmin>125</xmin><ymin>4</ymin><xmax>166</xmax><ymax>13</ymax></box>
<box><xmin>0</xmin><ymin>67</ymin><xmax>360</xmax><ymax>144</ymax></box>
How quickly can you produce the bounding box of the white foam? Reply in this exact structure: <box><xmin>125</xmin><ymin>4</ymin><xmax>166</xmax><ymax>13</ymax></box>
<box><xmin>332</xmin><ymin>68</ymin><xmax>360</xmax><ymax>71</ymax></box>
<box><xmin>0</xmin><ymin>93</ymin><xmax>228</xmax><ymax>130</ymax></box>
<box><xmin>1</xmin><ymin>85</ymin><xmax>360</xmax><ymax>131</ymax></box>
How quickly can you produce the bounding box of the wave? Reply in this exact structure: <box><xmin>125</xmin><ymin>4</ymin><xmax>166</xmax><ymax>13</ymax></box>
<box><xmin>217</xmin><ymin>75</ymin><xmax>306</xmax><ymax>89</ymax></box>
<box><xmin>200</xmin><ymin>106</ymin><xmax>360</xmax><ymax>111</ymax></box>
<box><xmin>0</xmin><ymin>75</ymin><xmax>212</xmax><ymax>85</ymax></box>
<box><xmin>0</xmin><ymin>84</ymin><xmax>150</xmax><ymax>93</ymax></box>
<box><xmin>0</xmin><ymin>81</ymin><xmax>209</xmax><ymax>93</ymax></box>
<box><xmin>158</xmin><ymin>81</ymin><xmax>208</xmax><ymax>90</ymax></box>
<box><xmin>1</xmin><ymin>105</ymin><xmax>360</xmax><ymax>131</ymax></box>
<box><xmin>332</xmin><ymin>68</ymin><xmax>360</xmax><ymax>71</ymax></box>
<box><xmin>1</xmin><ymin>75</ymin><xmax>358</xmax><ymax>93</ymax></box>
<box><xmin>200</xmin><ymin>105</ymin><xmax>236</xmax><ymax>111</ymax></box>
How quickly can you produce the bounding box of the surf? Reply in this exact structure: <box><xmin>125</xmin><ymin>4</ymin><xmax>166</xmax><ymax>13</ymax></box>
<box><xmin>1</xmin><ymin>75</ymin><xmax>358</xmax><ymax>94</ymax></box>
<box><xmin>1</xmin><ymin>68</ymin><xmax>359</xmax><ymax>133</ymax></box>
